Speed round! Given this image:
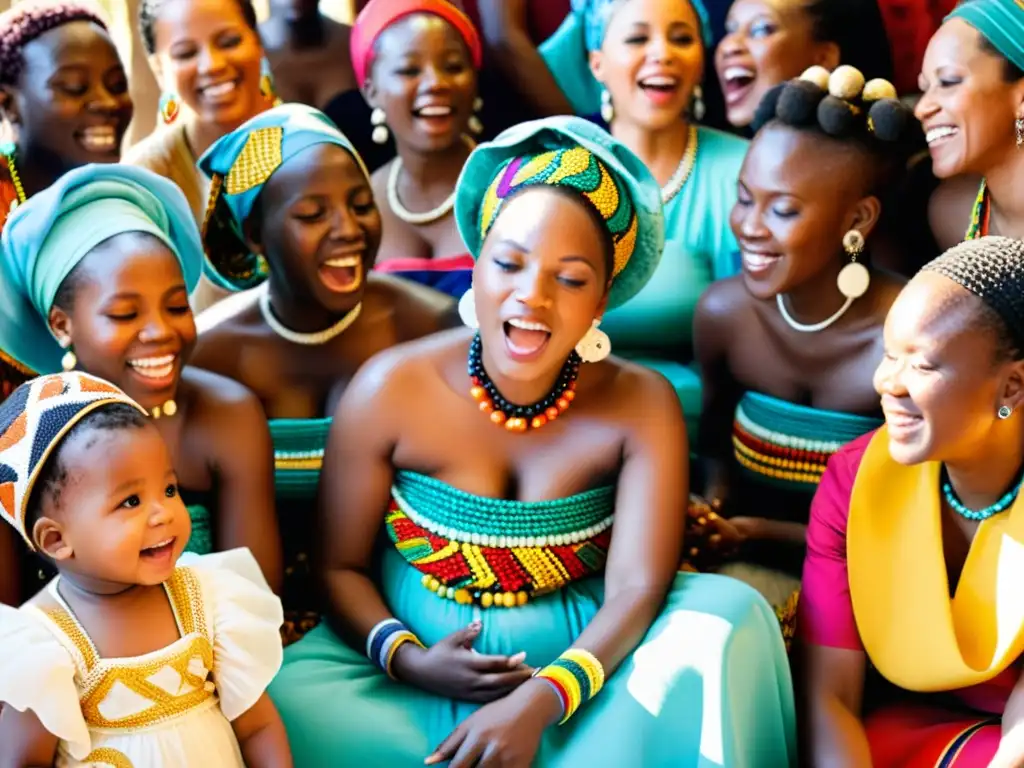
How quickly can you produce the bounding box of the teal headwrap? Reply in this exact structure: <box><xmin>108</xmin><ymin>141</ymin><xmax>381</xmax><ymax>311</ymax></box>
<box><xmin>0</xmin><ymin>164</ymin><xmax>202</xmax><ymax>376</ymax></box>
<box><xmin>540</xmin><ymin>0</ymin><xmax>712</xmax><ymax>116</ymax></box>
<box><xmin>947</xmin><ymin>0</ymin><xmax>1024</xmax><ymax>72</ymax></box>
<box><xmin>198</xmin><ymin>103</ymin><xmax>370</xmax><ymax>292</ymax></box>
<box><xmin>455</xmin><ymin>115</ymin><xmax>664</xmax><ymax>309</ymax></box>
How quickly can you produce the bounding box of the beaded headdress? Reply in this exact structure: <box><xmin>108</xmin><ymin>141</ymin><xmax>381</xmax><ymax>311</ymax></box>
<box><xmin>0</xmin><ymin>372</ymin><xmax>146</xmax><ymax>550</ymax></box>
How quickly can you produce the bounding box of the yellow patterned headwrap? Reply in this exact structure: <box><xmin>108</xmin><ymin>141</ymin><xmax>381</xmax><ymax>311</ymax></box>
<box><xmin>479</xmin><ymin>146</ymin><xmax>638</xmax><ymax>278</ymax></box>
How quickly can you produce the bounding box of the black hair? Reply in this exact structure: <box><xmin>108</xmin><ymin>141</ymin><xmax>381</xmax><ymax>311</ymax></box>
<box><xmin>139</xmin><ymin>0</ymin><xmax>258</xmax><ymax>55</ymax></box>
<box><xmin>803</xmin><ymin>0</ymin><xmax>895</xmax><ymax>84</ymax></box>
<box><xmin>25</xmin><ymin>402</ymin><xmax>149</xmax><ymax>535</ymax></box>
<box><xmin>978</xmin><ymin>35</ymin><xmax>1024</xmax><ymax>83</ymax></box>
<box><xmin>921</xmin><ymin>236</ymin><xmax>1024</xmax><ymax>362</ymax></box>
<box><xmin>0</xmin><ymin>0</ymin><xmax>109</xmax><ymax>87</ymax></box>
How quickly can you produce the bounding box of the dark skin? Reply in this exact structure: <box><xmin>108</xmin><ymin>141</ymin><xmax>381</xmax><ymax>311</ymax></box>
<box><xmin>803</xmin><ymin>274</ymin><xmax>1024</xmax><ymax>767</ymax></box>
<box><xmin>191</xmin><ymin>143</ymin><xmax>457</xmax><ymax>418</ymax></box>
<box><xmin>259</xmin><ymin>0</ymin><xmax>358</xmax><ymax>109</ymax></box>
<box><xmin>321</xmin><ymin>187</ymin><xmax>687</xmax><ymax>767</ymax></box>
<box><xmin>366</xmin><ymin>15</ymin><xmax>478</xmax><ymax>264</ymax></box>
<box><xmin>916</xmin><ymin>20</ymin><xmax>1024</xmax><ymax>250</ymax></box>
<box><xmin>0</xmin><ymin>20</ymin><xmax>133</xmax><ymax>197</ymax></box>
<box><xmin>694</xmin><ymin>123</ymin><xmax>904</xmax><ymax>545</ymax></box>
<box><xmin>0</xmin><ymin>423</ymin><xmax>291</xmax><ymax>768</ymax></box>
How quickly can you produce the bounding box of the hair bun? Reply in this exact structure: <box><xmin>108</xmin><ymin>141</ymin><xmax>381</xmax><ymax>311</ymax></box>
<box><xmin>868</xmin><ymin>98</ymin><xmax>910</xmax><ymax>142</ymax></box>
<box><xmin>828</xmin><ymin>65</ymin><xmax>865</xmax><ymax>100</ymax></box>
<box><xmin>751</xmin><ymin>83</ymin><xmax>785</xmax><ymax>132</ymax></box>
<box><xmin>862</xmin><ymin>78</ymin><xmax>898</xmax><ymax>102</ymax></box>
<box><xmin>775</xmin><ymin>80</ymin><xmax>825</xmax><ymax>126</ymax></box>
<box><xmin>817</xmin><ymin>94</ymin><xmax>858</xmax><ymax>137</ymax></box>
<box><xmin>799</xmin><ymin>65</ymin><xmax>831</xmax><ymax>91</ymax></box>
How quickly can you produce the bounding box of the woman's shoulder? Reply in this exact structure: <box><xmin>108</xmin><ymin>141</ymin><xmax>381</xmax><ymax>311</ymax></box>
<box><xmin>122</xmin><ymin>125</ymin><xmax>187</xmax><ymax>174</ymax></box>
<box><xmin>180</xmin><ymin>366</ymin><xmax>266</xmax><ymax>428</ymax></box>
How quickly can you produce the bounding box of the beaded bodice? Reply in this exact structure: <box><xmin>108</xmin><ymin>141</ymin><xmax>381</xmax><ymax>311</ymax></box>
<box><xmin>269</xmin><ymin>418</ymin><xmax>331</xmax><ymax>498</ymax></box>
<box><xmin>31</xmin><ymin>567</ymin><xmax>217</xmax><ymax>733</ymax></box>
<box><xmin>386</xmin><ymin>471</ymin><xmax>615</xmax><ymax>607</ymax></box>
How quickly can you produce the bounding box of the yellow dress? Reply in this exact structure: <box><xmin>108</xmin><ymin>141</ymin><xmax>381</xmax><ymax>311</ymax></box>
<box><xmin>0</xmin><ymin>549</ymin><xmax>283</xmax><ymax>767</ymax></box>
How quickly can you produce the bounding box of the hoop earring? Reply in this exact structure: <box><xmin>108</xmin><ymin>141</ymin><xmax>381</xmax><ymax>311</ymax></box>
<box><xmin>371</xmin><ymin>108</ymin><xmax>389</xmax><ymax>145</ymax></box>
<box><xmin>469</xmin><ymin>96</ymin><xmax>484</xmax><ymax>136</ymax></box>
<box><xmin>259</xmin><ymin>56</ymin><xmax>278</xmax><ymax>104</ymax></box>
<box><xmin>837</xmin><ymin>229</ymin><xmax>870</xmax><ymax>299</ymax></box>
<box><xmin>159</xmin><ymin>91</ymin><xmax>180</xmax><ymax>125</ymax></box>
<box><xmin>458</xmin><ymin>288</ymin><xmax>478</xmax><ymax>328</ymax></box>
<box><xmin>999</xmin><ymin>405</ymin><xmax>1013</xmax><ymax>420</ymax></box>
<box><xmin>691</xmin><ymin>85</ymin><xmax>705</xmax><ymax>122</ymax></box>
<box><xmin>600</xmin><ymin>89</ymin><xmax>614</xmax><ymax>124</ymax></box>
<box><xmin>1016</xmin><ymin>117</ymin><xmax>1023</xmax><ymax>149</ymax></box>
<box><xmin>575</xmin><ymin>320</ymin><xmax>611</xmax><ymax>363</ymax></box>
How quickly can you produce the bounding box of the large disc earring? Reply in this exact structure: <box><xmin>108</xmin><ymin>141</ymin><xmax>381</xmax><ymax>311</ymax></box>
<box><xmin>371</xmin><ymin>108</ymin><xmax>389</xmax><ymax>145</ymax></box>
<box><xmin>60</xmin><ymin>341</ymin><xmax>77</xmax><ymax>372</ymax></box>
<box><xmin>469</xmin><ymin>96</ymin><xmax>484</xmax><ymax>136</ymax></box>
<box><xmin>691</xmin><ymin>85</ymin><xmax>706</xmax><ymax>122</ymax></box>
<box><xmin>159</xmin><ymin>91</ymin><xmax>180</xmax><ymax>125</ymax></box>
<box><xmin>575</xmin><ymin>320</ymin><xmax>611</xmax><ymax>363</ymax></box>
<box><xmin>837</xmin><ymin>229</ymin><xmax>870</xmax><ymax>299</ymax></box>
<box><xmin>458</xmin><ymin>288</ymin><xmax>479</xmax><ymax>328</ymax></box>
<box><xmin>600</xmin><ymin>89</ymin><xmax>614</xmax><ymax>124</ymax></box>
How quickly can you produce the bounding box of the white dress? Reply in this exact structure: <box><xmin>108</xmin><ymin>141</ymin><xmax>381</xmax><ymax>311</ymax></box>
<box><xmin>0</xmin><ymin>549</ymin><xmax>283</xmax><ymax>767</ymax></box>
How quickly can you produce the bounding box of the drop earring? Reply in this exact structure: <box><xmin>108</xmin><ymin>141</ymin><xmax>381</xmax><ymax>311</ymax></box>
<box><xmin>469</xmin><ymin>96</ymin><xmax>484</xmax><ymax>136</ymax></box>
<box><xmin>600</xmin><ymin>88</ymin><xmax>614</xmax><ymax>124</ymax></box>
<box><xmin>158</xmin><ymin>91</ymin><xmax>180</xmax><ymax>125</ymax></box>
<box><xmin>575</xmin><ymin>320</ymin><xmax>611</xmax><ymax>363</ymax></box>
<box><xmin>837</xmin><ymin>229</ymin><xmax>870</xmax><ymax>299</ymax></box>
<box><xmin>60</xmin><ymin>341</ymin><xmax>77</xmax><ymax>372</ymax></box>
<box><xmin>691</xmin><ymin>85</ymin><xmax>705</xmax><ymax>122</ymax></box>
<box><xmin>458</xmin><ymin>288</ymin><xmax>478</xmax><ymax>328</ymax></box>
<box><xmin>1016</xmin><ymin>116</ymin><xmax>1023</xmax><ymax>149</ymax></box>
<box><xmin>371</xmin><ymin>107</ymin><xmax>389</xmax><ymax>145</ymax></box>
<box><xmin>999</xmin><ymin>405</ymin><xmax>1013</xmax><ymax>420</ymax></box>
<box><xmin>259</xmin><ymin>56</ymin><xmax>278</xmax><ymax>104</ymax></box>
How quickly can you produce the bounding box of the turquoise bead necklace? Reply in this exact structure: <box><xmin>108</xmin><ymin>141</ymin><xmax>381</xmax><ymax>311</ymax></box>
<box><xmin>941</xmin><ymin>465</ymin><xmax>1024</xmax><ymax>521</ymax></box>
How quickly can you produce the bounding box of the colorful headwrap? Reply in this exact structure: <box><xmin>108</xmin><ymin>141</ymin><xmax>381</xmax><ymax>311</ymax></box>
<box><xmin>455</xmin><ymin>115</ymin><xmax>663</xmax><ymax>309</ymax></box>
<box><xmin>198</xmin><ymin>103</ymin><xmax>369</xmax><ymax>292</ymax></box>
<box><xmin>0</xmin><ymin>372</ymin><xmax>146</xmax><ymax>550</ymax></box>
<box><xmin>540</xmin><ymin>0</ymin><xmax>712</xmax><ymax>116</ymax></box>
<box><xmin>350</xmin><ymin>0</ymin><xmax>483</xmax><ymax>89</ymax></box>
<box><xmin>0</xmin><ymin>165</ymin><xmax>202</xmax><ymax>376</ymax></box>
<box><xmin>946</xmin><ymin>0</ymin><xmax>1024</xmax><ymax>72</ymax></box>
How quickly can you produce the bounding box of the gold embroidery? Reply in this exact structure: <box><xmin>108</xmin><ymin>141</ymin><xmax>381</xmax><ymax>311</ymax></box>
<box><xmin>43</xmin><ymin>607</ymin><xmax>98</xmax><ymax>674</ymax></box>
<box><xmin>165</xmin><ymin>567</ymin><xmax>207</xmax><ymax>639</ymax></box>
<box><xmin>82</xmin><ymin>747</ymin><xmax>134</xmax><ymax>768</ymax></box>
<box><xmin>225</xmin><ymin>127</ymin><xmax>284</xmax><ymax>195</ymax></box>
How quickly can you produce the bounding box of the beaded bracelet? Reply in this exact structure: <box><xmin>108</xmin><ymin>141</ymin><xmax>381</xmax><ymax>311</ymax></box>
<box><xmin>535</xmin><ymin>648</ymin><xmax>605</xmax><ymax>724</ymax></box>
<box><xmin>366</xmin><ymin>618</ymin><xmax>425</xmax><ymax>679</ymax></box>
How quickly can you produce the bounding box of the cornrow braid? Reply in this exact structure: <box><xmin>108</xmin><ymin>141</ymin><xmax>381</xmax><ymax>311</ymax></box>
<box><xmin>139</xmin><ymin>0</ymin><xmax>258</xmax><ymax>54</ymax></box>
<box><xmin>0</xmin><ymin>0</ymin><xmax>108</xmax><ymax>87</ymax></box>
<box><xmin>921</xmin><ymin>236</ymin><xmax>1024</xmax><ymax>361</ymax></box>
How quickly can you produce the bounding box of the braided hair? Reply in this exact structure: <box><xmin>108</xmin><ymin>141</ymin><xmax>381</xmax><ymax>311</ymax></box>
<box><xmin>921</xmin><ymin>236</ymin><xmax>1024</xmax><ymax>362</ymax></box>
<box><xmin>139</xmin><ymin>0</ymin><xmax>258</xmax><ymax>54</ymax></box>
<box><xmin>0</xmin><ymin>0</ymin><xmax>108</xmax><ymax>87</ymax></box>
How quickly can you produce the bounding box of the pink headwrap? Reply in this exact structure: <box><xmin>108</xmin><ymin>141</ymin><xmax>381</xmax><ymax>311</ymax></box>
<box><xmin>350</xmin><ymin>0</ymin><xmax>483</xmax><ymax>88</ymax></box>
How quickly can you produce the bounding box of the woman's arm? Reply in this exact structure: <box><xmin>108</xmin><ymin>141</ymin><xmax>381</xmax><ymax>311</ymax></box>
<box><xmin>0</xmin><ymin>707</ymin><xmax>58</xmax><ymax>768</ymax></box>
<box><xmin>232</xmin><ymin>693</ymin><xmax>292</xmax><ymax>768</ymax></box>
<box><xmin>800</xmin><ymin>642</ymin><xmax>872</xmax><ymax>768</ymax></box>
<box><xmin>476</xmin><ymin>0</ymin><xmax>573</xmax><ymax>117</ymax></box>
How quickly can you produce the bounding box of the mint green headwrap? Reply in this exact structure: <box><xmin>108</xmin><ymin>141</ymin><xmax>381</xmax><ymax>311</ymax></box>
<box><xmin>947</xmin><ymin>0</ymin><xmax>1024</xmax><ymax>72</ymax></box>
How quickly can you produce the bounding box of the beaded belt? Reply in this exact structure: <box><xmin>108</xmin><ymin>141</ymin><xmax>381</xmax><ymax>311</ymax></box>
<box><xmin>386</xmin><ymin>471</ymin><xmax>615</xmax><ymax>607</ymax></box>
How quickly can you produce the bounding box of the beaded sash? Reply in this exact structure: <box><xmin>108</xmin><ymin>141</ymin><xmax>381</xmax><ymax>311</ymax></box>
<box><xmin>269</xmin><ymin>417</ymin><xmax>331</xmax><ymax>499</ymax></box>
<box><xmin>386</xmin><ymin>471</ymin><xmax>615</xmax><ymax>607</ymax></box>
<box><xmin>732</xmin><ymin>392</ymin><xmax>881</xmax><ymax>491</ymax></box>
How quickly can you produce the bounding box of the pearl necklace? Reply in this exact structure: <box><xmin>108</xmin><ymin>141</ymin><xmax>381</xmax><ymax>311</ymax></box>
<box><xmin>776</xmin><ymin>294</ymin><xmax>854</xmax><ymax>333</ymax></box>
<box><xmin>387</xmin><ymin>135</ymin><xmax>475</xmax><ymax>226</ymax></box>
<box><xmin>259</xmin><ymin>291</ymin><xmax>362</xmax><ymax>346</ymax></box>
<box><xmin>661</xmin><ymin>125</ymin><xmax>699</xmax><ymax>205</ymax></box>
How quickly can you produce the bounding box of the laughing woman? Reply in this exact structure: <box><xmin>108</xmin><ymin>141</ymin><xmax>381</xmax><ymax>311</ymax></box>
<box><xmin>268</xmin><ymin>116</ymin><xmax>795</xmax><ymax>767</ymax></box>
<box><xmin>190</xmin><ymin>103</ymin><xmax>456</xmax><ymax>639</ymax></box>
<box><xmin>351</xmin><ymin>0</ymin><xmax>484</xmax><ymax>298</ymax></box>
<box><xmin>800</xmin><ymin>237</ymin><xmax>1024</xmax><ymax>768</ymax></box>
<box><xmin>0</xmin><ymin>165</ymin><xmax>280</xmax><ymax>606</ymax></box>
<box><xmin>918</xmin><ymin>0</ymin><xmax>1024</xmax><ymax>249</ymax></box>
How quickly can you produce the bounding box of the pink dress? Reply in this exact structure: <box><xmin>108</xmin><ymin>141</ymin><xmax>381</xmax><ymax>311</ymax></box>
<box><xmin>799</xmin><ymin>432</ymin><xmax>1013</xmax><ymax>766</ymax></box>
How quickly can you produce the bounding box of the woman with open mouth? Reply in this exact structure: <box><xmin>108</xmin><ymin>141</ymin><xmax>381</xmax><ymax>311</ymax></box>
<box><xmin>916</xmin><ymin>0</ymin><xmax>1024</xmax><ymax>250</ymax></box>
<box><xmin>191</xmin><ymin>103</ymin><xmax>458</xmax><ymax>643</ymax></box>
<box><xmin>0</xmin><ymin>164</ymin><xmax>281</xmax><ymax>607</ymax></box>
<box><xmin>692</xmin><ymin>68</ymin><xmax>916</xmax><ymax>640</ymax></box>
<box><xmin>714</xmin><ymin>0</ymin><xmax>894</xmax><ymax>131</ymax></box>
<box><xmin>127</xmin><ymin>0</ymin><xmax>279</xmax><ymax>313</ymax></box>
<box><xmin>350</xmin><ymin>0</ymin><xmax>484</xmax><ymax>299</ymax></box>
<box><xmin>267</xmin><ymin>116</ymin><xmax>795</xmax><ymax>767</ymax></box>
<box><xmin>0</xmin><ymin>0</ymin><xmax>134</xmax><ymax>404</ymax></box>
<box><xmin>800</xmin><ymin>236</ymin><xmax>1024</xmax><ymax>768</ymax></box>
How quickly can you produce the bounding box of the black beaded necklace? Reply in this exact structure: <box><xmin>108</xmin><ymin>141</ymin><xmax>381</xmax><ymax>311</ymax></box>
<box><xmin>467</xmin><ymin>333</ymin><xmax>581</xmax><ymax>432</ymax></box>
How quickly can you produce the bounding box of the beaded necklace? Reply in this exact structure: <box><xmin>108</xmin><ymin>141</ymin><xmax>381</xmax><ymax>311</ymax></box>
<box><xmin>941</xmin><ymin>464</ymin><xmax>1023</xmax><ymax>521</ymax></box>
<box><xmin>0</xmin><ymin>143</ymin><xmax>28</xmax><ymax>219</ymax></box>
<box><xmin>467</xmin><ymin>334</ymin><xmax>580</xmax><ymax>432</ymax></box>
<box><xmin>964</xmin><ymin>180</ymin><xmax>989</xmax><ymax>241</ymax></box>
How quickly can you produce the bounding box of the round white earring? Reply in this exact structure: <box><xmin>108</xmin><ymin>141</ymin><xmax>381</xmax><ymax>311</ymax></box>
<box><xmin>600</xmin><ymin>89</ymin><xmax>614</xmax><ymax>124</ymax></box>
<box><xmin>999</xmin><ymin>405</ymin><xmax>1013</xmax><ymax>420</ymax></box>
<box><xmin>458</xmin><ymin>288</ymin><xmax>478</xmax><ymax>328</ymax></box>
<box><xmin>691</xmin><ymin>85</ymin><xmax>705</xmax><ymax>121</ymax></box>
<box><xmin>371</xmin><ymin>108</ymin><xmax>389</xmax><ymax>145</ymax></box>
<box><xmin>575</xmin><ymin>320</ymin><xmax>611</xmax><ymax>363</ymax></box>
<box><xmin>837</xmin><ymin>229</ymin><xmax>870</xmax><ymax>299</ymax></box>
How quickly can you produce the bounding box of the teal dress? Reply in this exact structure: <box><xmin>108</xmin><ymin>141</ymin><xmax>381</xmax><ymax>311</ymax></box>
<box><xmin>180</xmin><ymin>488</ymin><xmax>214</xmax><ymax>556</ymax></box>
<box><xmin>602</xmin><ymin>127</ymin><xmax>748</xmax><ymax>441</ymax></box>
<box><xmin>269</xmin><ymin>471</ymin><xmax>797</xmax><ymax>767</ymax></box>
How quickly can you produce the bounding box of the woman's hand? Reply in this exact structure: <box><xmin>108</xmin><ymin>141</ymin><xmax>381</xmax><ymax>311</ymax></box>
<box><xmin>391</xmin><ymin>621</ymin><xmax>535</xmax><ymax>703</ymax></box>
<box><xmin>425</xmin><ymin>678</ymin><xmax>562</xmax><ymax>767</ymax></box>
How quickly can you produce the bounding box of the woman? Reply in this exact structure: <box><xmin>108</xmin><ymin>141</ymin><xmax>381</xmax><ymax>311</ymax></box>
<box><xmin>127</xmin><ymin>0</ymin><xmax>277</xmax><ymax>311</ymax></box>
<box><xmin>190</xmin><ymin>103</ymin><xmax>457</xmax><ymax>640</ymax></box>
<box><xmin>714</xmin><ymin>0</ymin><xmax>893</xmax><ymax>130</ymax></box>
<box><xmin>267</xmin><ymin>116</ymin><xmax>795</xmax><ymax>767</ymax></box>
<box><xmin>693</xmin><ymin>70</ymin><xmax>914</xmax><ymax>627</ymax></box>
<box><xmin>352</xmin><ymin>0</ymin><xmax>484</xmax><ymax>298</ymax></box>
<box><xmin>0</xmin><ymin>0</ymin><xmax>134</xmax><ymax>401</ymax></box>
<box><xmin>0</xmin><ymin>164</ymin><xmax>280</xmax><ymax>607</ymax></box>
<box><xmin>800</xmin><ymin>236</ymin><xmax>1024</xmax><ymax>767</ymax></box>
<box><xmin>918</xmin><ymin>0</ymin><xmax>1024</xmax><ymax>249</ymax></box>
